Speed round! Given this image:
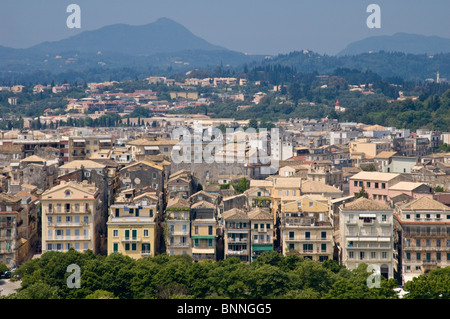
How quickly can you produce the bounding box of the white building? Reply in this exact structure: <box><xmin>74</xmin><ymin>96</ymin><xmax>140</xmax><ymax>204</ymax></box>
<box><xmin>339</xmin><ymin>197</ymin><xmax>394</xmax><ymax>279</ymax></box>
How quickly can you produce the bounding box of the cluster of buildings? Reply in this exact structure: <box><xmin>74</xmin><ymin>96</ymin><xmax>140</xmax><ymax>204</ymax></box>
<box><xmin>0</xmin><ymin>109</ymin><xmax>449</xmax><ymax>286</ymax></box>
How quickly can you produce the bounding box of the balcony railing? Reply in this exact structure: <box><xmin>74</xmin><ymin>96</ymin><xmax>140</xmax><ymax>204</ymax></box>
<box><xmin>168</xmin><ymin>242</ymin><xmax>190</xmax><ymax>248</ymax></box>
<box><xmin>141</xmin><ymin>250</ymin><xmax>152</xmax><ymax>256</ymax></box>
<box><xmin>122</xmin><ymin>237</ymin><xmax>141</xmax><ymax>242</ymax></box>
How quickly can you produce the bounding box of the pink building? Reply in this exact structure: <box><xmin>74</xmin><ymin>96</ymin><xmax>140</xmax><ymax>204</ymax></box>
<box><xmin>388</xmin><ymin>182</ymin><xmax>433</xmax><ymax>200</ymax></box>
<box><xmin>349</xmin><ymin>171</ymin><xmax>403</xmax><ymax>202</ymax></box>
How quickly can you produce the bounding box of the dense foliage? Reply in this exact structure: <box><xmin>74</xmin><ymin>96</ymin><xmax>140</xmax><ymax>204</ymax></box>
<box><xmin>2</xmin><ymin>250</ymin><xmax>404</xmax><ymax>299</ymax></box>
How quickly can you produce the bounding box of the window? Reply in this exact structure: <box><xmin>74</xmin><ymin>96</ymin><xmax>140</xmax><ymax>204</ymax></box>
<box><xmin>47</xmin><ymin>216</ymin><xmax>52</xmax><ymax>225</ymax></box>
<box><xmin>406</xmin><ymin>252</ymin><xmax>411</xmax><ymax>260</ymax></box>
<box><xmin>131</xmin><ymin>243</ymin><xmax>137</xmax><ymax>251</ymax></box>
<box><xmin>194</xmin><ymin>239</ymin><xmax>199</xmax><ymax>247</ymax></box>
<box><xmin>278</xmin><ymin>190</ymin><xmax>282</xmax><ymax>196</ymax></box>
<box><xmin>266</xmin><ymin>224</ymin><xmax>270</xmax><ymax>229</ymax></box>
<box><xmin>132</xmin><ymin>229</ymin><xmax>137</xmax><ymax>240</ymax></box>
<box><xmin>381</xmin><ymin>183</ymin><xmax>386</xmax><ymax>189</ymax></box>
<box><xmin>416</xmin><ymin>253</ymin><xmax>421</xmax><ymax>260</ymax></box>
<box><xmin>208</xmin><ymin>226</ymin><xmax>213</xmax><ymax>235</ymax></box>
<box><xmin>371</xmin><ymin>252</ymin><xmax>376</xmax><ymax>259</ymax></box>
<box><xmin>125</xmin><ymin>229</ymin><xmax>130</xmax><ymax>239</ymax></box>
<box><xmin>437</xmin><ymin>253</ymin><xmax>441</xmax><ymax>261</ymax></box>
<box><xmin>406</xmin><ymin>214</ymin><xmax>410</xmax><ymax>219</ymax></box>
<box><xmin>84</xmin><ymin>216</ymin><xmax>89</xmax><ymax>224</ymax></box>
<box><xmin>285</xmin><ymin>190</ymin><xmax>289</xmax><ymax>196</ymax></box>
<box><xmin>48</xmin><ymin>203</ymin><xmax>53</xmax><ymax>213</ymax></box>
<box><xmin>349</xmin><ymin>251</ymin><xmax>354</xmax><ymax>259</ymax></box>
<box><xmin>321</xmin><ymin>231</ymin><xmax>326</xmax><ymax>239</ymax></box>
<box><xmin>305</xmin><ymin>232</ymin><xmax>310</xmax><ymax>240</ymax></box>
<box><xmin>115</xmin><ymin>208</ymin><xmax>120</xmax><ymax>217</ymax></box>
<box><xmin>437</xmin><ymin>239</ymin><xmax>441</xmax><ymax>247</ymax></box>
<box><xmin>321</xmin><ymin>243</ymin><xmax>327</xmax><ymax>252</ymax></box>
<box><xmin>375</xmin><ymin>182</ymin><xmax>379</xmax><ymax>189</ymax></box>
<box><xmin>65</xmin><ymin>190</ymin><xmax>71</xmax><ymax>198</ymax></box>
<box><xmin>416</xmin><ymin>239</ymin><xmax>421</xmax><ymax>247</ymax></box>
<box><xmin>292</xmin><ymin>190</ymin><xmax>296</xmax><ymax>196</ymax></box>
<box><xmin>125</xmin><ymin>243</ymin><xmax>130</xmax><ymax>251</ymax></box>
<box><xmin>289</xmin><ymin>231</ymin><xmax>294</xmax><ymax>240</ymax></box>
<box><xmin>381</xmin><ymin>215</ymin><xmax>387</xmax><ymax>222</ymax></box>
<box><xmin>354</xmin><ymin>181</ymin><xmax>358</xmax><ymax>187</ymax></box>
<box><xmin>367</xmin><ymin>182</ymin><xmax>371</xmax><ymax>188</ymax></box>
<box><xmin>113</xmin><ymin>230</ymin><xmax>118</xmax><ymax>237</ymax></box>
<box><xmin>152</xmin><ymin>173</ymin><xmax>157</xmax><ymax>179</ymax></box>
<box><xmin>309</xmin><ymin>202</ymin><xmax>313</xmax><ymax>208</ymax></box>
<box><xmin>382</xmin><ymin>252</ymin><xmax>387</xmax><ymax>259</ymax></box>
<box><xmin>208</xmin><ymin>239</ymin><xmax>213</xmax><ymax>247</ymax></box>
<box><xmin>113</xmin><ymin>243</ymin><xmax>118</xmax><ymax>252</ymax></box>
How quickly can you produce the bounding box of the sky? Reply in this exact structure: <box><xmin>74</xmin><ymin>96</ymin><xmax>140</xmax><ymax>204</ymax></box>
<box><xmin>1</xmin><ymin>0</ymin><xmax>450</xmax><ymax>55</ymax></box>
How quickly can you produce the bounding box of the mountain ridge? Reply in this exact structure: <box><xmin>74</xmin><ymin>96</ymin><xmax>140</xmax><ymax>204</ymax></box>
<box><xmin>338</xmin><ymin>32</ymin><xmax>450</xmax><ymax>56</ymax></box>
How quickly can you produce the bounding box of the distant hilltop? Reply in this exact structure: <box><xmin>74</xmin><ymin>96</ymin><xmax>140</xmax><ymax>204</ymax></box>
<box><xmin>30</xmin><ymin>17</ymin><xmax>227</xmax><ymax>55</ymax></box>
<box><xmin>338</xmin><ymin>32</ymin><xmax>450</xmax><ymax>56</ymax></box>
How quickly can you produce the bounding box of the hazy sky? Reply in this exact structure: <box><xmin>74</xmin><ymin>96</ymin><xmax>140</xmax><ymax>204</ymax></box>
<box><xmin>1</xmin><ymin>0</ymin><xmax>450</xmax><ymax>55</ymax></box>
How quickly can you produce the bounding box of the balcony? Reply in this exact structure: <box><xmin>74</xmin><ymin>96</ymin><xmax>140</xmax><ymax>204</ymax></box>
<box><xmin>168</xmin><ymin>242</ymin><xmax>190</xmax><ymax>248</ymax></box>
<box><xmin>227</xmin><ymin>250</ymin><xmax>248</xmax><ymax>255</ymax></box>
<box><xmin>141</xmin><ymin>250</ymin><xmax>152</xmax><ymax>256</ymax></box>
<box><xmin>121</xmin><ymin>237</ymin><xmax>141</xmax><ymax>243</ymax></box>
<box><xmin>227</xmin><ymin>237</ymin><xmax>248</xmax><ymax>243</ymax></box>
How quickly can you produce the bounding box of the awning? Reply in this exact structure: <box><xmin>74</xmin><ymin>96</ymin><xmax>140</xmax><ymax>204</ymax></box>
<box><xmin>252</xmin><ymin>246</ymin><xmax>273</xmax><ymax>251</ymax></box>
<box><xmin>73</xmin><ymin>139</ymin><xmax>85</xmax><ymax>143</ymax></box>
<box><xmin>144</xmin><ymin>146</ymin><xmax>159</xmax><ymax>150</ymax></box>
<box><xmin>99</xmin><ymin>139</ymin><xmax>111</xmax><ymax>143</ymax></box>
<box><xmin>359</xmin><ymin>213</ymin><xmax>376</xmax><ymax>219</ymax></box>
<box><xmin>192</xmin><ymin>248</ymin><xmax>215</xmax><ymax>254</ymax></box>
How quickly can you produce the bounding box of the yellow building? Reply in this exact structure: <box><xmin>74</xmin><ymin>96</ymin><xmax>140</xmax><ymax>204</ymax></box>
<box><xmin>41</xmin><ymin>181</ymin><xmax>102</xmax><ymax>254</ymax></box>
<box><xmin>107</xmin><ymin>193</ymin><xmax>159</xmax><ymax>259</ymax></box>
<box><xmin>280</xmin><ymin>195</ymin><xmax>334</xmax><ymax>262</ymax></box>
<box><xmin>69</xmin><ymin>136</ymin><xmax>113</xmax><ymax>161</ymax></box>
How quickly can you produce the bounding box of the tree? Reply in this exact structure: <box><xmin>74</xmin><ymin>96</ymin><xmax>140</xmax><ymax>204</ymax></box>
<box><xmin>248</xmin><ymin>119</ymin><xmax>258</xmax><ymax>129</ymax></box>
<box><xmin>233</xmin><ymin>177</ymin><xmax>249</xmax><ymax>194</ymax></box>
<box><xmin>355</xmin><ymin>184</ymin><xmax>369</xmax><ymax>199</ymax></box>
<box><xmin>85</xmin><ymin>290</ymin><xmax>118</xmax><ymax>299</ymax></box>
<box><xmin>0</xmin><ymin>262</ymin><xmax>8</xmax><ymax>273</ymax></box>
<box><xmin>361</xmin><ymin>164</ymin><xmax>376</xmax><ymax>171</ymax></box>
<box><xmin>434</xmin><ymin>185</ymin><xmax>445</xmax><ymax>192</ymax></box>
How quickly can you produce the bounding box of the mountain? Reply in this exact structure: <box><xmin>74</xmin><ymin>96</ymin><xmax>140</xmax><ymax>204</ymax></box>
<box><xmin>338</xmin><ymin>33</ymin><xmax>450</xmax><ymax>56</ymax></box>
<box><xmin>31</xmin><ymin>17</ymin><xmax>227</xmax><ymax>55</ymax></box>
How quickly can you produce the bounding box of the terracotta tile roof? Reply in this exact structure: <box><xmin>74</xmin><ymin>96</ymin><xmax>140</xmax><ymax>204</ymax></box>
<box><xmin>401</xmin><ymin>196</ymin><xmax>449</xmax><ymax>211</ymax></box>
<box><xmin>341</xmin><ymin>197</ymin><xmax>391</xmax><ymax>211</ymax></box>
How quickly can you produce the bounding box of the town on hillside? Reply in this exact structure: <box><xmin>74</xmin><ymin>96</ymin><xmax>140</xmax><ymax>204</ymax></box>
<box><xmin>0</xmin><ymin>77</ymin><xmax>449</xmax><ymax>290</ymax></box>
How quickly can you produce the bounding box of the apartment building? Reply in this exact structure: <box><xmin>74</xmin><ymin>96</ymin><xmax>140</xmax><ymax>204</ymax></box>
<box><xmin>223</xmin><ymin>208</ymin><xmax>250</xmax><ymax>262</ymax></box>
<box><xmin>0</xmin><ymin>193</ymin><xmax>22</xmax><ymax>268</ymax></box>
<box><xmin>339</xmin><ymin>198</ymin><xmax>394</xmax><ymax>279</ymax></box>
<box><xmin>190</xmin><ymin>200</ymin><xmax>218</xmax><ymax>262</ymax></box>
<box><xmin>165</xmin><ymin>197</ymin><xmax>191</xmax><ymax>256</ymax></box>
<box><xmin>41</xmin><ymin>181</ymin><xmax>102</xmax><ymax>254</ymax></box>
<box><xmin>349</xmin><ymin>171</ymin><xmax>404</xmax><ymax>202</ymax></box>
<box><xmin>166</xmin><ymin>169</ymin><xmax>194</xmax><ymax>200</ymax></box>
<box><xmin>280</xmin><ymin>195</ymin><xmax>333</xmax><ymax>262</ymax></box>
<box><xmin>118</xmin><ymin>160</ymin><xmax>164</xmax><ymax>192</ymax></box>
<box><xmin>126</xmin><ymin>137</ymin><xmax>179</xmax><ymax>162</ymax></box>
<box><xmin>249</xmin><ymin>207</ymin><xmax>274</xmax><ymax>261</ymax></box>
<box><xmin>107</xmin><ymin>193</ymin><xmax>159</xmax><ymax>259</ymax></box>
<box><xmin>394</xmin><ymin>196</ymin><xmax>450</xmax><ymax>284</ymax></box>
<box><xmin>69</xmin><ymin>136</ymin><xmax>113</xmax><ymax>161</ymax></box>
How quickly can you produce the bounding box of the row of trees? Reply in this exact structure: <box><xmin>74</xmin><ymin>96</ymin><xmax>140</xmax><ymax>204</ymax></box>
<box><xmin>3</xmin><ymin>250</ymin><xmax>400</xmax><ymax>299</ymax></box>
